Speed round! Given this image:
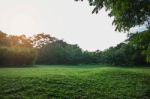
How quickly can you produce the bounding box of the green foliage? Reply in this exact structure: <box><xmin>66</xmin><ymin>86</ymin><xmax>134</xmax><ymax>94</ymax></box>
<box><xmin>75</xmin><ymin>0</ymin><xmax>150</xmax><ymax>65</ymax></box>
<box><xmin>128</xmin><ymin>29</ymin><xmax>150</xmax><ymax>63</ymax></box>
<box><xmin>0</xmin><ymin>65</ymin><xmax>150</xmax><ymax>98</ymax></box>
<box><xmin>100</xmin><ymin>43</ymin><xmax>133</xmax><ymax>65</ymax></box>
<box><xmin>147</xmin><ymin>47</ymin><xmax>150</xmax><ymax>62</ymax></box>
<box><xmin>31</xmin><ymin>33</ymin><xmax>57</xmax><ymax>48</ymax></box>
<box><xmin>75</xmin><ymin>0</ymin><xmax>150</xmax><ymax>31</ymax></box>
<box><xmin>34</xmin><ymin>31</ymin><xmax>150</xmax><ymax>66</ymax></box>
<box><xmin>0</xmin><ymin>31</ymin><xmax>37</xmax><ymax>66</ymax></box>
<box><xmin>0</xmin><ymin>47</ymin><xmax>37</xmax><ymax>66</ymax></box>
<box><xmin>1</xmin><ymin>31</ymin><xmax>150</xmax><ymax>66</ymax></box>
<box><xmin>37</xmin><ymin>40</ymin><xmax>83</xmax><ymax>64</ymax></box>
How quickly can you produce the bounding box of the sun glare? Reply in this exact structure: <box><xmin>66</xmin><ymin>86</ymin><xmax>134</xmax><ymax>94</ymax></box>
<box><xmin>10</xmin><ymin>13</ymin><xmax>36</xmax><ymax>35</ymax></box>
<box><xmin>0</xmin><ymin>0</ymin><xmax>127</xmax><ymax>51</ymax></box>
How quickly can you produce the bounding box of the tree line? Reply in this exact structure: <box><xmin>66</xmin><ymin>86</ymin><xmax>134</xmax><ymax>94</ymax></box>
<box><xmin>0</xmin><ymin>29</ymin><xmax>150</xmax><ymax>66</ymax></box>
<box><xmin>0</xmin><ymin>0</ymin><xmax>149</xmax><ymax>66</ymax></box>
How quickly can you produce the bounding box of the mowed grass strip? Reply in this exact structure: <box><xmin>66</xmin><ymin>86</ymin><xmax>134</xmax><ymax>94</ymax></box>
<box><xmin>0</xmin><ymin>65</ymin><xmax>150</xmax><ymax>99</ymax></box>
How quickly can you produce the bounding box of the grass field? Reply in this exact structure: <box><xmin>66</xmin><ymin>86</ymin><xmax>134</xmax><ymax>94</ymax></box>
<box><xmin>0</xmin><ymin>65</ymin><xmax>150</xmax><ymax>99</ymax></box>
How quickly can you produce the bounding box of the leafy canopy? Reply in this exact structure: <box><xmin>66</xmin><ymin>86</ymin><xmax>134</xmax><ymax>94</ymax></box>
<box><xmin>75</xmin><ymin>0</ymin><xmax>150</xmax><ymax>32</ymax></box>
<box><xmin>128</xmin><ymin>29</ymin><xmax>150</xmax><ymax>63</ymax></box>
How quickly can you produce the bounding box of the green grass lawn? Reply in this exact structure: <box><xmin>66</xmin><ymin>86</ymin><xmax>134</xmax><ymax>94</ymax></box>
<box><xmin>0</xmin><ymin>65</ymin><xmax>150</xmax><ymax>99</ymax></box>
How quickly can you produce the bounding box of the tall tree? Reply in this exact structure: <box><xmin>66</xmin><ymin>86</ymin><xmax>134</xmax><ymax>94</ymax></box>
<box><xmin>75</xmin><ymin>0</ymin><xmax>150</xmax><ymax>32</ymax></box>
<box><xmin>31</xmin><ymin>33</ymin><xmax>57</xmax><ymax>48</ymax></box>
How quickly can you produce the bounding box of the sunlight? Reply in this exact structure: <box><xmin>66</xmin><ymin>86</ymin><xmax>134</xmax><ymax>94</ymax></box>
<box><xmin>0</xmin><ymin>0</ymin><xmax>149</xmax><ymax>98</ymax></box>
<box><xmin>0</xmin><ymin>0</ymin><xmax>127</xmax><ymax>51</ymax></box>
<box><xmin>10</xmin><ymin>9</ymin><xmax>41</xmax><ymax>36</ymax></box>
<box><xmin>10</xmin><ymin>13</ymin><xmax>36</xmax><ymax>35</ymax></box>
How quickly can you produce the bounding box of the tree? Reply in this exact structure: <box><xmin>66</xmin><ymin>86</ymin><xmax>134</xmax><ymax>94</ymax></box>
<box><xmin>0</xmin><ymin>31</ymin><xmax>9</xmax><ymax>46</ymax></box>
<box><xmin>75</xmin><ymin>0</ymin><xmax>150</xmax><ymax>32</ymax></box>
<box><xmin>147</xmin><ymin>46</ymin><xmax>150</xmax><ymax>63</ymax></box>
<box><xmin>36</xmin><ymin>40</ymin><xmax>83</xmax><ymax>65</ymax></box>
<box><xmin>31</xmin><ymin>33</ymin><xmax>57</xmax><ymax>48</ymax></box>
<box><xmin>0</xmin><ymin>31</ymin><xmax>37</xmax><ymax>66</ymax></box>
<box><xmin>8</xmin><ymin>35</ymin><xmax>33</xmax><ymax>48</ymax></box>
<box><xmin>128</xmin><ymin>28</ymin><xmax>150</xmax><ymax>63</ymax></box>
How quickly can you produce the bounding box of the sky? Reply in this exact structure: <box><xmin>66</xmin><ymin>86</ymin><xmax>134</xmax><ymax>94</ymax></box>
<box><xmin>0</xmin><ymin>0</ymin><xmax>128</xmax><ymax>51</ymax></box>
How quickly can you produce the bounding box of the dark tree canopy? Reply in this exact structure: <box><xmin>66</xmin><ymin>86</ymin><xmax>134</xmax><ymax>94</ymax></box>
<box><xmin>75</xmin><ymin>0</ymin><xmax>150</xmax><ymax>32</ymax></box>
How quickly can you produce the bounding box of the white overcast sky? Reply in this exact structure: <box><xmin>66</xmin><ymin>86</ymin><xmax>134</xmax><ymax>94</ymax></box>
<box><xmin>0</xmin><ymin>0</ymin><xmax>128</xmax><ymax>51</ymax></box>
